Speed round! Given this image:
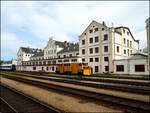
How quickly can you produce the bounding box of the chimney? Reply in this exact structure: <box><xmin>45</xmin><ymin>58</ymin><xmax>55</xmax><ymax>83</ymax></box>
<box><xmin>102</xmin><ymin>21</ymin><xmax>106</xmax><ymax>26</ymax></box>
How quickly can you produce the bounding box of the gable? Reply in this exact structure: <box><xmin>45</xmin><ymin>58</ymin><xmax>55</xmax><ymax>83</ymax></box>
<box><xmin>79</xmin><ymin>20</ymin><xmax>108</xmax><ymax>38</ymax></box>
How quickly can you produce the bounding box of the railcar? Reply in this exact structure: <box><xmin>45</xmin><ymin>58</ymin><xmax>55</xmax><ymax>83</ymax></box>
<box><xmin>56</xmin><ymin>63</ymin><xmax>92</xmax><ymax>75</ymax></box>
<box><xmin>0</xmin><ymin>64</ymin><xmax>16</xmax><ymax>71</ymax></box>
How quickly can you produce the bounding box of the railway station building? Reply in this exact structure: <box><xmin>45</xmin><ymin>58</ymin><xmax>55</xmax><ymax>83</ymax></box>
<box><xmin>79</xmin><ymin>20</ymin><xmax>139</xmax><ymax>74</ymax></box>
<box><xmin>16</xmin><ymin>19</ymin><xmax>149</xmax><ymax>75</ymax></box>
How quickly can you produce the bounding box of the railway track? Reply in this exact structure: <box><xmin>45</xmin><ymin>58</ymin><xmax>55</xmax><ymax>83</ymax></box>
<box><xmin>16</xmin><ymin>70</ymin><xmax>150</xmax><ymax>80</ymax></box>
<box><xmin>2</xmin><ymin>72</ymin><xmax>150</xmax><ymax>95</ymax></box>
<box><xmin>1</xmin><ymin>73</ymin><xmax>150</xmax><ymax>113</ymax></box>
<box><xmin>0</xmin><ymin>98</ymin><xmax>16</xmax><ymax>113</ymax></box>
<box><xmin>5</xmin><ymin>71</ymin><xmax>150</xmax><ymax>87</ymax></box>
<box><xmin>0</xmin><ymin>84</ymin><xmax>62</xmax><ymax>113</ymax></box>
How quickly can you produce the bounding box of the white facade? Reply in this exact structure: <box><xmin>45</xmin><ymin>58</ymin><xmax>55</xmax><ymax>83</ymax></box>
<box><xmin>146</xmin><ymin>17</ymin><xmax>150</xmax><ymax>74</ymax></box>
<box><xmin>79</xmin><ymin>21</ymin><xmax>139</xmax><ymax>74</ymax></box>
<box><xmin>114</xmin><ymin>53</ymin><xmax>149</xmax><ymax>75</ymax></box>
<box><xmin>22</xmin><ymin>65</ymin><xmax>57</xmax><ymax>72</ymax></box>
<box><xmin>44</xmin><ymin>37</ymin><xmax>64</xmax><ymax>59</ymax></box>
<box><xmin>16</xmin><ymin>47</ymin><xmax>36</xmax><ymax>70</ymax></box>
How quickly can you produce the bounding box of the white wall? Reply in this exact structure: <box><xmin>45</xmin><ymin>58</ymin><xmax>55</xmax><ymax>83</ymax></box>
<box><xmin>114</xmin><ymin>58</ymin><xmax>149</xmax><ymax>75</ymax></box>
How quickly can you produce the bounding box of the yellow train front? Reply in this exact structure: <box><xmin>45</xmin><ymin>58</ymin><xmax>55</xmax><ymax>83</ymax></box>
<box><xmin>56</xmin><ymin>63</ymin><xmax>92</xmax><ymax>76</ymax></box>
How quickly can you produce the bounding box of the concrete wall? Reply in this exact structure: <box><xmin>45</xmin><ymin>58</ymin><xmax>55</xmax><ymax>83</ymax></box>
<box><xmin>114</xmin><ymin>58</ymin><xmax>149</xmax><ymax>75</ymax></box>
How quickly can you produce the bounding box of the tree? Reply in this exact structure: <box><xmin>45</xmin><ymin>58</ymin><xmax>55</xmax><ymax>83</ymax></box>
<box><xmin>0</xmin><ymin>60</ymin><xmax>4</xmax><ymax>65</ymax></box>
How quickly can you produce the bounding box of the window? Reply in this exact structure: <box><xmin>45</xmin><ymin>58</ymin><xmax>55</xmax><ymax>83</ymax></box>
<box><xmin>89</xmin><ymin>58</ymin><xmax>93</xmax><ymax>62</ymax></box>
<box><xmin>127</xmin><ymin>40</ymin><xmax>129</xmax><ymax>47</ymax></box>
<box><xmin>127</xmin><ymin>49</ymin><xmax>129</xmax><ymax>56</ymax></box>
<box><xmin>95</xmin><ymin>57</ymin><xmax>99</xmax><ymax>62</ymax></box>
<box><xmin>89</xmin><ymin>38</ymin><xmax>93</xmax><ymax>43</ymax></box>
<box><xmin>82</xmin><ymin>39</ymin><xmax>85</xmax><ymax>45</ymax></box>
<box><xmin>135</xmin><ymin>65</ymin><xmax>145</xmax><ymax>72</ymax></box>
<box><xmin>52</xmin><ymin>66</ymin><xmax>54</xmax><ymax>71</ymax></box>
<box><xmin>43</xmin><ymin>61</ymin><xmax>46</xmax><ymax>65</ymax></box>
<box><xmin>127</xmin><ymin>31</ymin><xmax>129</xmax><ymax>35</ymax></box>
<box><xmin>124</xmin><ymin>38</ymin><xmax>126</xmax><ymax>44</ymax></box>
<box><xmin>64</xmin><ymin>55</ymin><xmax>66</xmax><ymax>58</ymax></box>
<box><xmin>95</xmin><ymin>36</ymin><xmax>99</xmax><ymax>42</ymax></box>
<box><xmin>58</xmin><ymin>60</ymin><xmax>62</xmax><ymax>62</ymax></box>
<box><xmin>124</xmin><ymin>50</ymin><xmax>126</xmax><ymax>54</ymax></box>
<box><xmin>116</xmin><ymin>65</ymin><xmax>124</xmax><ymax>72</ymax></box>
<box><xmin>69</xmin><ymin>54</ymin><xmax>72</xmax><ymax>57</ymax></box>
<box><xmin>105</xmin><ymin>66</ymin><xmax>109</xmax><ymax>71</ymax></box>
<box><xmin>104</xmin><ymin>46</ymin><xmax>108</xmax><ymax>52</ymax></box>
<box><xmin>89</xmin><ymin>29</ymin><xmax>93</xmax><ymax>33</ymax></box>
<box><xmin>71</xmin><ymin>59</ymin><xmax>77</xmax><ymax>62</ymax></box>
<box><xmin>89</xmin><ymin>48</ymin><xmax>93</xmax><ymax>54</ymax></box>
<box><xmin>123</xmin><ymin>29</ymin><xmax>125</xmax><ymax>33</ymax></box>
<box><xmin>95</xmin><ymin>47</ymin><xmax>99</xmax><ymax>53</ymax></box>
<box><xmin>104</xmin><ymin>34</ymin><xmax>108</xmax><ymax>41</ymax></box>
<box><xmin>117</xmin><ymin>46</ymin><xmax>119</xmax><ymax>53</ymax></box>
<box><xmin>102</xmin><ymin>28</ymin><xmax>105</xmax><ymax>31</ymax></box>
<box><xmin>82</xmin><ymin>58</ymin><xmax>85</xmax><ymax>62</ymax></box>
<box><xmin>84</xmin><ymin>33</ymin><xmax>86</xmax><ymax>35</ymax></box>
<box><xmin>130</xmin><ymin>50</ymin><xmax>132</xmax><ymax>54</ymax></box>
<box><xmin>48</xmin><ymin>61</ymin><xmax>51</xmax><ymax>64</ymax></box>
<box><xmin>82</xmin><ymin>49</ymin><xmax>85</xmax><ymax>55</ymax></box>
<box><xmin>46</xmin><ymin>67</ymin><xmax>49</xmax><ymax>71</ymax></box>
<box><xmin>104</xmin><ymin>57</ymin><xmax>109</xmax><ymax>62</ymax></box>
<box><xmin>33</xmin><ymin>67</ymin><xmax>36</xmax><ymax>70</ymax></box>
<box><xmin>76</xmin><ymin>53</ymin><xmax>79</xmax><ymax>55</ymax></box>
<box><xmin>94</xmin><ymin>28</ymin><xmax>98</xmax><ymax>32</ymax></box>
<box><xmin>95</xmin><ymin>66</ymin><xmax>99</xmax><ymax>72</ymax></box>
<box><xmin>42</xmin><ymin>67</ymin><xmax>44</xmax><ymax>71</ymax></box>
<box><xmin>130</xmin><ymin>41</ymin><xmax>132</xmax><ymax>48</ymax></box>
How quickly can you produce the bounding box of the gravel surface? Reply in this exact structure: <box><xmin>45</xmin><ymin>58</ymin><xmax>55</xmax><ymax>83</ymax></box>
<box><xmin>1</xmin><ymin>77</ymin><xmax>123</xmax><ymax>113</ymax></box>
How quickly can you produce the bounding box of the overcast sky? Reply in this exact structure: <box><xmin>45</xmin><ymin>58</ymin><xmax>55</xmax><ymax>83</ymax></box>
<box><xmin>1</xmin><ymin>1</ymin><xmax>149</xmax><ymax>60</ymax></box>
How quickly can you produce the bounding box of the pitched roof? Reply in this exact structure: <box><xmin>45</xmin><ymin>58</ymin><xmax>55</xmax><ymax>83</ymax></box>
<box><xmin>79</xmin><ymin>20</ymin><xmax>108</xmax><ymax>37</ymax></box>
<box><xmin>58</xmin><ymin>43</ymin><xmax>79</xmax><ymax>54</ymax></box>
<box><xmin>115</xmin><ymin>26</ymin><xmax>139</xmax><ymax>43</ymax></box>
<box><xmin>31</xmin><ymin>51</ymin><xmax>44</xmax><ymax>57</ymax></box>
<box><xmin>54</xmin><ymin>41</ymin><xmax>66</xmax><ymax>48</ymax></box>
<box><xmin>20</xmin><ymin>47</ymin><xmax>40</xmax><ymax>54</ymax></box>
